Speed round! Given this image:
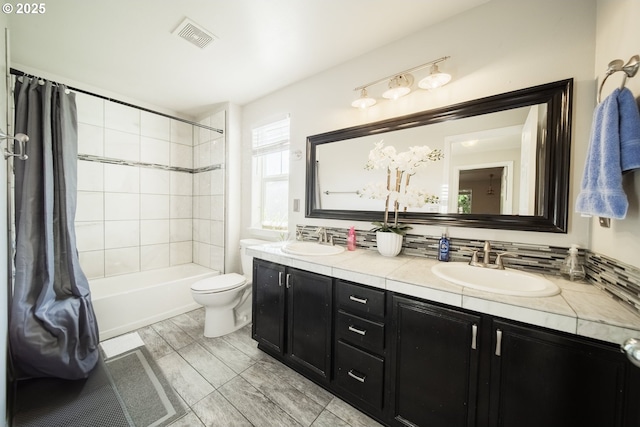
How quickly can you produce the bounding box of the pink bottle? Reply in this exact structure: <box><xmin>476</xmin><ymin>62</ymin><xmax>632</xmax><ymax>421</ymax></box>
<box><xmin>347</xmin><ymin>227</ymin><xmax>357</xmax><ymax>251</ymax></box>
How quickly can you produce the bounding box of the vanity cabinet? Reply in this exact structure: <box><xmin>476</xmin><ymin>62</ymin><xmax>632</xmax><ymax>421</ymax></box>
<box><xmin>388</xmin><ymin>293</ymin><xmax>639</xmax><ymax>427</ymax></box>
<box><xmin>488</xmin><ymin>319</ymin><xmax>635</xmax><ymax>427</ymax></box>
<box><xmin>388</xmin><ymin>295</ymin><xmax>481</xmax><ymax>427</ymax></box>
<box><xmin>252</xmin><ymin>259</ymin><xmax>285</xmax><ymax>354</ymax></box>
<box><xmin>252</xmin><ymin>259</ymin><xmax>640</xmax><ymax>427</ymax></box>
<box><xmin>333</xmin><ymin>281</ymin><xmax>387</xmax><ymax>415</ymax></box>
<box><xmin>251</xmin><ymin>259</ymin><xmax>333</xmax><ymax>383</ymax></box>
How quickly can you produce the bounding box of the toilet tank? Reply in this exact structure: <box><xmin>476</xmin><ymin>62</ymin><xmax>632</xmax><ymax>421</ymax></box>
<box><xmin>239</xmin><ymin>239</ymin><xmax>270</xmax><ymax>276</ymax></box>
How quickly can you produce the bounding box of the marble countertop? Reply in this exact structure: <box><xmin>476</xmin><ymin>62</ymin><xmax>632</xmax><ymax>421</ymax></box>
<box><xmin>248</xmin><ymin>242</ymin><xmax>640</xmax><ymax>346</ymax></box>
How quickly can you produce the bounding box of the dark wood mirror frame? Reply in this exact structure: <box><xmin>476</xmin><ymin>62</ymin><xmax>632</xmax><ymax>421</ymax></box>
<box><xmin>305</xmin><ymin>79</ymin><xmax>573</xmax><ymax>233</ymax></box>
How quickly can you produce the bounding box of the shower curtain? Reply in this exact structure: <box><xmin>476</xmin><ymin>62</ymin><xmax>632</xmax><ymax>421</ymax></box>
<box><xmin>9</xmin><ymin>77</ymin><xmax>99</xmax><ymax>379</ymax></box>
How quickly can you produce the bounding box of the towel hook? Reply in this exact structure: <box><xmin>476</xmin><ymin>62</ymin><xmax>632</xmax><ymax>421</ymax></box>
<box><xmin>0</xmin><ymin>131</ymin><xmax>29</xmax><ymax>160</ymax></box>
<box><xmin>597</xmin><ymin>55</ymin><xmax>640</xmax><ymax>103</ymax></box>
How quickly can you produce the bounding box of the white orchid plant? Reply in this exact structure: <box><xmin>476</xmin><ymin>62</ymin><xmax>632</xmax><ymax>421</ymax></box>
<box><xmin>360</xmin><ymin>141</ymin><xmax>443</xmax><ymax>235</ymax></box>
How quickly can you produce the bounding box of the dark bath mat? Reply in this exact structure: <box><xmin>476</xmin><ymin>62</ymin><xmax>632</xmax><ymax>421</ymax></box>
<box><xmin>12</xmin><ymin>346</ymin><xmax>185</xmax><ymax>427</ymax></box>
<box><xmin>12</xmin><ymin>355</ymin><xmax>133</xmax><ymax>427</ymax></box>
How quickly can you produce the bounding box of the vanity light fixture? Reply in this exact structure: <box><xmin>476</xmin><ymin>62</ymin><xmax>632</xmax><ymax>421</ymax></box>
<box><xmin>418</xmin><ymin>63</ymin><xmax>452</xmax><ymax>90</ymax></box>
<box><xmin>351</xmin><ymin>56</ymin><xmax>451</xmax><ymax>108</ymax></box>
<box><xmin>382</xmin><ymin>74</ymin><xmax>414</xmax><ymax>100</ymax></box>
<box><xmin>351</xmin><ymin>88</ymin><xmax>377</xmax><ymax>109</ymax></box>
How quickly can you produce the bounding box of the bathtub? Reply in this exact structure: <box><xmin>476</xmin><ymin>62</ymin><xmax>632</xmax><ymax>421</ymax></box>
<box><xmin>89</xmin><ymin>263</ymin><xmax>219</xmax><ymax>340</ymax></box>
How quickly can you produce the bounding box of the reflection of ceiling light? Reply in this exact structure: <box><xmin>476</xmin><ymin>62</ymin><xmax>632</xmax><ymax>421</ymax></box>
<box><xmin>461</xmin><ymin>139</ymin><xmax>478</xmax><ymax>147</ymax></box>
<box><xmin>351</xmin><ymin>88</ymin><xmax>377</xmax><ymax>109</ymax></box>
<box><xmin>418</xmin><ymin>63</ymin><xmax>452</xmax><ymax>90</ymax></box>
<box><xmin>351</xmin><ymin>56</ymin><xmax>451</xmax><ymax>108</ymax></box>
<box><xmin>382</xmin><ymin>74</ymin><xmax>413</xmax><ymax>100</ymax></box>
<box><xmin>487</xmin><ymin>173</ymin><xmax>495</xmax><ymax>196</ymax></box>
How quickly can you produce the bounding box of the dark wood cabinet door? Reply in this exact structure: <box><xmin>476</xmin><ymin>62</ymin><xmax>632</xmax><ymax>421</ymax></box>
<box><xmin>252</xmin><ymin>259</ymin><xmax>285</xmax><ymax>355</ymax></box>
<box><xmin>390</xmin><ymin>295</ymin><xmax>481</xmax><ymax>427</ymax></box>
<box><xmin>286</xmin><ymin>268</ymin><xmax>333</xmax><ymax>381</ymax></box>
<box><xmin>489</xmin><ymin>319</ymin><xmax>628</xmax><ymax>427</ymax></box>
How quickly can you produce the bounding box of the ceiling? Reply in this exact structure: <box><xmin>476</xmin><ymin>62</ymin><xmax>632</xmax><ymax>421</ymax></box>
<box><xmin>7</xmin><ymin>0</ymin><xmax>487</xmax><ymax>117</ymax></box>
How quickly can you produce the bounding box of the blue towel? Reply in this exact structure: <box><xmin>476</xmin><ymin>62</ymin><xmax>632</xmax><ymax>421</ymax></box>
<box><xmin>619</xmin><ymin>88</ymin><xmax>640</xmax><ymax>172</ymax></box>
<box><xmin>575</xmin><ymin>88</ymin><xmax>628</xmax><ymax>219</ymax></box>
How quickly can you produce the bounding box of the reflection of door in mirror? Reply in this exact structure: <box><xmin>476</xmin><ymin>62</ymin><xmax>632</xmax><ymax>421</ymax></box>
<box><xmin>442</xmin><ymin>104</ymin><xmax>547</xmax><ymax>216</ymax></box>
<box><xmin>458</xmin><ymin>167</ymin><xmax>507</xmax><ymax>214</ymax></box>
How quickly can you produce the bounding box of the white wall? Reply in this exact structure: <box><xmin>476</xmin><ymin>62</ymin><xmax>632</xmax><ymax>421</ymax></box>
<box><xmin>592</xmin><ymin>0</ymin><xmax>640</xmax><ymax>268</ymax></box>
<box><xmin>225</xmin><ymin>102</ymin><xmax>243</xmax><ymax>273</ymax></box>
<box><xmin>1</xmin><ymin>20</ymin><xmax>9</xmax><ymax>427</ymax></box>
<box><xmin>241</xmin><ymin>0</ymin><xmax>596</xmax><ymax>248</ymax></box>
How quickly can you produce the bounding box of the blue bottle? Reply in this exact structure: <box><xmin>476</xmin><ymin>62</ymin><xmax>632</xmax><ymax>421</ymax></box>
<box><xmin>438</xmin><ymin>230</ymin><xmax>450</xmax><ymax>262</ymax></box>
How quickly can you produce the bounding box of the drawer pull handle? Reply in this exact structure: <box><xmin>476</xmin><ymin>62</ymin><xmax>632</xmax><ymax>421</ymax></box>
<box><xmin>348</xmin><ymin>370</ymin><xmax>366</xmax><ymax>383</ymax></box>
<box><xmin>348</xmin><ymin>325</ymin><xmax>367</xmax><ymax>336</ymax></box>
<box><xmin>495</xmin><ymin>329</ymin><xmax>503</xmax><ymax>356</ymax></box>
<box><xmin>349</xmin><ymin>295</ymin><xmax>368</xmax><ymax>305</ymax></box>
<box><xmin>471</xmin><ymin>324</ymin><xmax>478</xmax><ymax>350</ymax></box>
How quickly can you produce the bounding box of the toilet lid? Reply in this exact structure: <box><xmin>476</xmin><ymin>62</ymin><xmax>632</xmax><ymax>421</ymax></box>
<box><xmin>191</xmin><ymin>273</ymin><xmax>247</xmax><ymax>293</ymax></box>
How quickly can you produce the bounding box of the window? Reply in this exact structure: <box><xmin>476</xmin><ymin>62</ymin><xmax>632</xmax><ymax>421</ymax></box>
<box><xmin>251</xmin><ymin>116</ymin><xmax>290</xmax><ymax>231</ymax></box>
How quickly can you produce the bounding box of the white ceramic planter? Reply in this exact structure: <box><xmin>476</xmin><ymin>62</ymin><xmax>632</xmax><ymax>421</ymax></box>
<box><xmin>376</xmin><ymin>231</ymin><xmax>403</xmax><ymax>257</ymax></box>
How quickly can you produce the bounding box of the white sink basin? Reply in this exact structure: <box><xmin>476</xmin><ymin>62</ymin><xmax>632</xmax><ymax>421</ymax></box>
<box><xmin>431</xmin><ymin>262</ymin><xmax>560</xmax><ymax>297</ymax></box>
<box><xmin>282</xmin><ymin>241</ymin><xmax>345</xmax><ymax>256</ymax></box>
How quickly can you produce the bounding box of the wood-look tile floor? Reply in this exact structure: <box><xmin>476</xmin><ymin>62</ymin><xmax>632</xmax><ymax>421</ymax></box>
<box><xmin>131</xmin><ymin>308</ymin><xmax>383</xmax><ymax>427</ymax></box>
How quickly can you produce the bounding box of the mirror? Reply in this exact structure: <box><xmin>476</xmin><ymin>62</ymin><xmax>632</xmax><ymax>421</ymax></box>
<box><xmin>305</xmin><ymin>79</ymin><xmax>572</xmax><ymax>232</ymax></box>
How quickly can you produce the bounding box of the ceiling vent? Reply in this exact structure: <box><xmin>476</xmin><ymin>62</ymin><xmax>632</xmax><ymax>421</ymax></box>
<box><xmin>173</xmin><ymin>18</ymin><xmax>216</xmax><ymax>49</ymax></box>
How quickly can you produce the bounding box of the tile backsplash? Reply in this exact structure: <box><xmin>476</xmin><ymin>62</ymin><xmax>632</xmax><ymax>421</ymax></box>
<box><xmin>586</xmin><ymin>252</ymin><xmax>640</xmax><ymax>316</ymax></box>
<box><xmin>296</xmin><ymin>224</ymin><xmax>640</xmax><ymax>317</ymax></box>
<box><xmin>296</xmin><ymin>225</ymin><xmax>576</xmax><ymax>275</ymax></box>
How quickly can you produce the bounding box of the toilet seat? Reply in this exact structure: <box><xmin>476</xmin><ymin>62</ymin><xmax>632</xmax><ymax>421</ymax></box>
<box><xmin>191</xmin><ymin>273</ymin><xmax>247</xmax><ymax>294</ymax></box>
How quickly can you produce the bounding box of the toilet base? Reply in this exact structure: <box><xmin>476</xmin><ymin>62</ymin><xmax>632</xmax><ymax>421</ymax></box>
<box><xmin>203</xmin><ymin>307</ymin><xmax>251</xmax><ymax>338</ymax></box>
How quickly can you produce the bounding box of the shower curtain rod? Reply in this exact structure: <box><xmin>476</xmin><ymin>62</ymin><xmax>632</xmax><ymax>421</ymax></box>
<box><xmin>9</xmin><ymin>68</ymin><xmax>224</xmax><ymax>134</ymax></box>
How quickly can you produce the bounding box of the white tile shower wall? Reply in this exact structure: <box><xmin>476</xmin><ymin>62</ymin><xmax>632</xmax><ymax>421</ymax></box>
<box><xmin>192</xmin><ymin>111</ymin><xmax>226</xmax><ymax>272</ymax></box>
<box><xmin>75</xmin><ymin>93</ymin><xmax>195</xmax><ymax>278</ymax></box>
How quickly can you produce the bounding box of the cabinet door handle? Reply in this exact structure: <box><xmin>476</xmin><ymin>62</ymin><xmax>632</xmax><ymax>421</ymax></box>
<box><xmin>286</xmin><ymin>273</ymin><xmax>291</xmax><ymax>288</ymax></box>
<box><xmin>278</xmin><ymin>272</ymin><xmax>283</xmax><ymax>287</ymax></box>
<box><xmin>471</xmin><ymin>324</ymin><xmax>478</xmax><ymax>350</ymax></box>
<box><xmin>495</xmin><ymin>329</ymin><xmax>503</xmax><ymax>356</ymax></box>
<box><xmin>347</xmin><ymin>369</ymin><xmax>366</xmax><ymax>383</ymax></box>
<box><xmin>349</xmin><ymin>295</ymin><xmax>368</xmax><ymax>305</ymax></box>
<box><xmin>348</xmin><ymin>325</ymin><xmax>367</xmax><ymax>336</ymax></box>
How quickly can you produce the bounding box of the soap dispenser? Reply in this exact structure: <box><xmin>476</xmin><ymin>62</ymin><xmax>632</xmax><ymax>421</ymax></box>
<box><xmin>347</xmin><ymin>226</ymin><xmax>356</xmax><ymax>251</ymax></box>
<box><xmin>438</xmin><ymin>229</ymin><xmax>450</xmax><ymax>262</ymax></box>
<box><xmin>560</xmin><ymin>244</ymin><xmax>586</xmax><ymax>281</ymax></box>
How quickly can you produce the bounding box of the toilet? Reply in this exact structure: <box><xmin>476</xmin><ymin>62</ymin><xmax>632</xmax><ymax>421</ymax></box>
<box><xmin>191</xmin><ymin>238</ymin><xmax>269</xmax><ymax>338</ymax></box>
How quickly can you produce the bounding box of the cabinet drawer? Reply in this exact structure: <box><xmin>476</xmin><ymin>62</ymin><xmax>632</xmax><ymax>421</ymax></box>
<box><xmin>335</xmin><ymin>340</ymin><xmax>384</xmax><ymax>409</ymax></box>
<box><xmin>336</xmin><ymin>281</ymin><xmax>385</xmax><ymax>319</ymax></box>
<box><xmin>335</xmin><ymin>310</ymin><xmax>384</xmax><ymax>354</ymax></box>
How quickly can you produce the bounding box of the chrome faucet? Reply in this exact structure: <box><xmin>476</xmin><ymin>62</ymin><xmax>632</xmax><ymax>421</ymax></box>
<box><xmin>483</xmin><ymin>241</ymin><xmax>492</xmax><ymax>264</ymax></box>
<box><xmin>462</xmin><ymin>241</ymin><xmax>516</xmax><ymax>270</ymax></box>
<box><xmin>315</xmin><ymin>227</ymin><xmax>334</xmax><ymax>245</ymax></box>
